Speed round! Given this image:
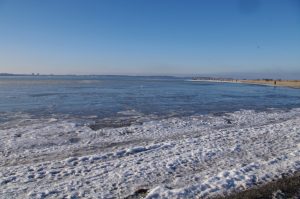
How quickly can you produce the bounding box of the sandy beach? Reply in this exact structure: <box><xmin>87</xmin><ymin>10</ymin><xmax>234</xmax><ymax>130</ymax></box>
<box><xmin>239</xmin><ymin>80</ymin><xmax>300</xmax><ymax>89</ymax></box>
<box><xmin>192</xmin><ymin>79</ymin><xmax>300</xmax><ymax>89</ymax></box>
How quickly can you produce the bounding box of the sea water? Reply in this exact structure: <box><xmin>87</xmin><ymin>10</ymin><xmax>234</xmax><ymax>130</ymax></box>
<box><xmin>1</xmin><ymin>75</ymin><xmax>300</xmax><ymax>128</ymax></box>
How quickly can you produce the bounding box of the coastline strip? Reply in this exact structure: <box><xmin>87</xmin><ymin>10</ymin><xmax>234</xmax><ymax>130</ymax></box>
<box><xmin>190</xmin><ymin>79</ymin><xmax>300</xmax><ymax>89</ymax></box>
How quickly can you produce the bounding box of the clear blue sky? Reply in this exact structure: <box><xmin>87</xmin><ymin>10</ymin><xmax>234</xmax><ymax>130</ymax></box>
<box><xmin>0</xmin><ymin>0</ymin><xmax>299</xmax><ymax>76</ymax></box>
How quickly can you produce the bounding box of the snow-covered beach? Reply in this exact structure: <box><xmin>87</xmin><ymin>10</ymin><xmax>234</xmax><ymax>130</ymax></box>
<box><xmin>1</xmin><ymin>0</ymin><xmax>300</xmax><ymax>197</ymax></box>
<box><xmin>1</xmin><ymin>108</ymin><xmax>300</xmax><ymax>199</ymax></box>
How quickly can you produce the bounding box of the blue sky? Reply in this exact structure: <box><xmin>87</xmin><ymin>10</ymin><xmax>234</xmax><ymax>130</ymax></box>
<box><xmin>0</xmin><ymin>0</ymin><xmax>299</xmax><ymax>76</ymax></box>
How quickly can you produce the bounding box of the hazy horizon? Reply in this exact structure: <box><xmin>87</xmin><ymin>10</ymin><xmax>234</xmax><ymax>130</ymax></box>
<box><xmin>2</xmin><ymin>71</ymin><xmax>300</xmax><ymax>80</ymax></box>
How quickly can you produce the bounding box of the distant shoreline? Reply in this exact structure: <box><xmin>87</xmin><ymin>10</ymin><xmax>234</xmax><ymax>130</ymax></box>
<box><xmin>191</xmin><ymin>78</ymin><xmax>300</xmax><ymax>89</ymax></box>
<box><xmin>2</xmin><ymin>74</ymin><xmax>300</xmax><ymax>89</ymax></box>
<box><xmin>239</xmin><ymin>79</ymin><xmax>300</xmax><ymax>89</ymax></box>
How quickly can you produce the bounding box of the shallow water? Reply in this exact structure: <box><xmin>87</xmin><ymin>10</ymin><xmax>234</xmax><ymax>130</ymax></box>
<box><xmin>1</xmin><ymin>75</ymin><xmax>300</xmax><ymax>127</ymax></box>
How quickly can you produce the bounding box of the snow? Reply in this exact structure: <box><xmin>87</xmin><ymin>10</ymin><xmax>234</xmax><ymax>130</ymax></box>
<box><xmin>0</xmin><ymin>108</ymin><xmax>300</xmax><ymax>198</ymax></box>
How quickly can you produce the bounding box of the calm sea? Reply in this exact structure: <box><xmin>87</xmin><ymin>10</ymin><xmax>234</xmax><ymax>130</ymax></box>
<box><xmin>1</xmin><ymin>75</ymin><xmax>300</xmax><ymax>127</ymax></box>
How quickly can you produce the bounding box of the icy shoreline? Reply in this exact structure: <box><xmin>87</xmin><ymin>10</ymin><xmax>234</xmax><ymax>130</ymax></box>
<box><xmin>1</xmin><ymin>109</ymin><xmax>300</xmax><ymax>199</ymax></box>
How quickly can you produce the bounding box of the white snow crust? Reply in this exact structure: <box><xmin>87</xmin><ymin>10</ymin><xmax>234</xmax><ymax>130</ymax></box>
<box><xmin>1</xmin><ymin>109</ymin><xmax>300</xmax><ymax>198</ymax></box>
